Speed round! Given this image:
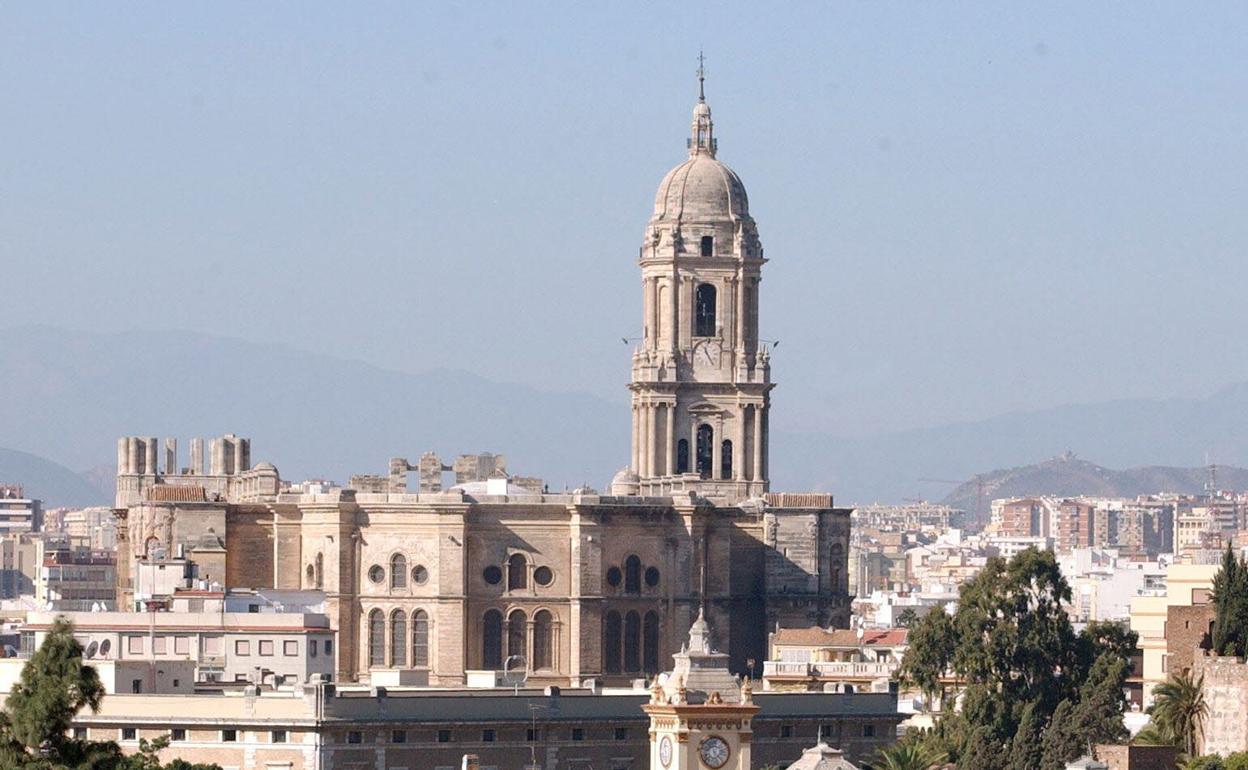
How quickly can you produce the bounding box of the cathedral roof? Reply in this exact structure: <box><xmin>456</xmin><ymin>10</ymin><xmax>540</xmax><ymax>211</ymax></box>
<box><xmin>650</xmin><ymin>87</ymin><xmax>750</xmax><ymax>224</ymax></box>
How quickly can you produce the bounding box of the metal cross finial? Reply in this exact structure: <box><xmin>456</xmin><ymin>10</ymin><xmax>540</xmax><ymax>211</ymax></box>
<box><xmin>697</xmin><ymin>51</ymin><xmax>706</xmax><ymax>101</ymax></box>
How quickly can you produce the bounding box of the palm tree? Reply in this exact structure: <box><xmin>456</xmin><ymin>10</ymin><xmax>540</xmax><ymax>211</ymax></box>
<box><xmin>866</xmin><ymin>742</ymin><xmax>948</xmax><ymax>770</ymax></box>
<box><xmin>1149</xmin><ymin>672</ymin><xmax>1208</xmax><ymax>757</ymax></box>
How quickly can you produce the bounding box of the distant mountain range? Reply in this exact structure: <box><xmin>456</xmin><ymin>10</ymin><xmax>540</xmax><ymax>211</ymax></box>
<box><xmin>0</xmin><ymin>447</ymin><xmax>108</xmax><ymax>508</ymax></box>
<box><xmin>938</xmin><ymin>454</ymin><xmax>1248</xmax><ymax>528</ymax></box>
<box><xmin>3</xmin><ymin>325</ymin><xmax>1248</xmax><ymax>508</ymax></box>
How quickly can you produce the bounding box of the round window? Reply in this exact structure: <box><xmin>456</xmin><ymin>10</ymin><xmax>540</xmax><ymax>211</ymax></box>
<box><xmin>368</xmin><ymin>565</ymin><xmax>385</xmax><ymax>584</ymax></box>
<box><xmin>606</xmin><ymin>566</ymin><xmax>622</xmax><ymax>587</ymax></box>
<box><xmin>534</xmin><ymin>566</ymin><xmax>554</xmax><ymax>586</ymax></box>
<box><xmin>483</xmin><ymin>565</ymin><xmax>503</xmax><ymax>585</ymax></box>
<box><xmin>412</xmin><ymin>565</ymin><xmax>429</xmax><ymax>585</ymax></box>
<box><xmin>645</xmin><ymin>566</ymin><xmax>660</xmax><ymax>587</ymax></box>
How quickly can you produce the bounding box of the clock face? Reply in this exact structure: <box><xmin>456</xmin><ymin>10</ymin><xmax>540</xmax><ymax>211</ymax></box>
<box><xmin>693</xmin><ymin>340</ymin><xmax>720</xmax><ymax>368</ymax></box>
<box><xmin>659</xmin><ymin>735</ymin><xmax>673</xmax><ymax>767</ymax></box>
<box><xmin>699</xmin><ymin>736</ymin><xmax>730</xmax><ymax>769</ymax></box>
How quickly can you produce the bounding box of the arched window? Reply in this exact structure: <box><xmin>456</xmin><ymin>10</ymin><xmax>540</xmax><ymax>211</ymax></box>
<box><xmin>314</xmin><ymin>552</ymin><xmax>323</xmax><ymax>590</ymax></box>
<box><xmin>306</xmin><ymin>564</ymin><xmax>315</xmax><ymax>587</ymax></box>
<box><xmin>390</xmin><ymin>610</ymin><xmax>407</xmax><ymax>668</ymax></box>
<box><xmin>643</xmin><ymin>611</ymin><xmax>661</xmax><ymax>673</ymax></box>
<box><xmin>483</xmin><ymin>610</ymin><xmax>503</xmax><ymax>669</ymax></box>
<box><xmin>677</xmin><ymin>439</ymin><xmax>689</xmax><ymax>473</ymax></box>
<box><xmin>624</xmin><ymin>555</ymin><xmax>642</xmax><ymax>594</ymax></box>
<box><xmin>624</xmin><ymin>611</ymin><xmax>641</xmax><ymax>673</ymax></box>
<box><xmin>721</xmin><ymin>439</ymin><xmax>733</xmax><ymax>480</ymax></box>
<box><xmin>368</xmin><ymin>609</ymin><xmax>385</xmax><ymax>668</ymax></box>
<box><xmin>695</xmin><ymin>284</ymin><xmax>716</xmax><ymax>337</ymax></box>
<box><xmin>508</xmin><ymin>553</ymin><xmax>527</xmax><ymax>591</ymax></box>
<box><xmin>696</xmin><ymin>424</ymin><xmax>713</xmax><ymax>479</ymax></box>
<box><xmin>533</xmin><ymin>610</ymin><xmax>553</xmax><ymax>671</ymax></box>
<box><xmin>604</xmin><ymin>611</ymin><xmax>622</xmax><ymax>674</ymax></box>
<box><xmin>830</xmin><ymin>543</ymin><xmax>845</xmax><ymax>592</ymax></box>
<box><xmin>508</xmin><ymin>609</ymin><xmax>528</xmax><ymax>661</ymax></box>
<box><xmin>412</xmin><ymin>610</ymin><xmax>429</xmax><ymax>668</ymax></box>
<box><xmin>700</xmin><ymin>235</ymin><xmax>714</xmax><ymax>257</ymax></box>
<box><xmin>390</xmin><ymin>554</ymin><xmax>407</xmax><ymax>589</ymax></box>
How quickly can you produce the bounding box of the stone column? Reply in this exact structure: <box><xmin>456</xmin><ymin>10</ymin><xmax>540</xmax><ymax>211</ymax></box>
<box><xmin>669</xmin><ymin>267</ymin><xmax>680</xmax><ymax>354</ymax></box>
<box><xmin>641</xmin><ymin>403</ymin><xmax>653</xmax><ymax>478</ymax></box>
<box><xmin>163</xmin><ymin>438</ymin><xmax>177</xmax><ymax>475</ymax></box>
<box><xmin>646</xmin><ymin>404</ymin><xmax>658</xmax><ymax>478</ymax></box>
<box><xmin>189</xmin><ymin>438</ymin><xmax>204</xmax><ymax>475</ymax></box>
<box><xmin>127</xmin><ymin>438</ymin><xmax>140</xmax><ymax>476</ymax></box>
<box><xmin>631</xmin><ymin>404</ymin><xmax>639</xmax><ymax>473</ymax></box>
<box><xmin>665</xmin><ymin>403</ymin><xmax>676</xmax><ymax>476</ymax></box>
<box><xmin>711</xmin><ymin>419</ymin><xmax>723</xmax><ymax>480</ymax></box>
<box><xmin>144</xmin><ymin>438</ymin><xmax>158</xmax><ymax>477</ymax></box>
<box><xmin>734</xmin><ymin>413</ymin><xmax>745</xmax><ymax>481</ymax></box>
<box><xmin>736</xmin><ymin>269</ymin><xmax>746</xmax><ymax>351</ymax></box>
<box><xmin>117</xmin><ymin>438</ymin><xmax>130</xmax><ymax>474</ymax></box>
<box><xmin>752</xmin><ymin>406</ymin><xmax>763</xmax><ymax>483</ymax></box>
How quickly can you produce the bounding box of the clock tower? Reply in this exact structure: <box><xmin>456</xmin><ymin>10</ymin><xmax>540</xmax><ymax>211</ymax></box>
<box><xmin>617</xmin><ymin>64</ymin><xmax>772</xmax><ymax>503</ymax></box>
<box><xmin>643</xmin><ymin>611</ymin><xmax>759</xmax><ymax>770</ymax></box>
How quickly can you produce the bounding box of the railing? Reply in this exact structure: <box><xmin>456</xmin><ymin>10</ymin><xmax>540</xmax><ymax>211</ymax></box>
<box><xmin>763</xmin><ymin>660</ymin><xmax>898</xmax><ymax>680</ymax></box>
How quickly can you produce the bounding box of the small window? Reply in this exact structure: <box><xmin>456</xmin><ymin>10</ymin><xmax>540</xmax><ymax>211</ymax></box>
<box><xmin>127</xmin><ymin>636</ymin><xmax>144</xmax><ymax>654</ymax></box>
<box><xmin>700</xmin><ymin>235</ymin><xmax>714</xmax><ymax>256</ymax></box>
<box><xmin>508</xmin><ymin>553</ymin><xmax>528</xmax><ymax>590</ymax></box>
<box><xmin>863</xmin><ymin>724</ymin><xmax>876</xmax><ymax>737</ymax></box>
<box><xmin>73</xmin><ymin>727</ymin><xmax>86</xmax><ymax>740</ymax></box>
<box><xmin>483</xmin><ymin>565</ymin><xmax>503</xmax><ymax>585</ymax></box>
<box><xmin>235</xmin><ymin>640</ymin><xmax>250</xmax><ymax>656</ymax></box>
<box><xmin>606</xmin><ymin>566</ymin><xmax>622</xmax><ymax>587</ymax></box>
<box><xmin>391</xmin><ymin>554</ymin><xmax>408</xmax><ymax>589</ymax></box>
<box><xmin>248</xmin><ymin>604</ymin><xmax>260</xmax><ymax>613</ymax></box>
<box><xmin>122</xmin><ymin>728</ymin><xmax>136</xmax><ymax>741</ymax></box>
<box><xmin>412</xmin><ymin>565</ymin><xmax>429</xmax><ymax>585</ymax></box>
<box><xmin>325</xmin><ymin>640</ymin><xmax>334</xmax><ymax>655</ymax></box>
<box><xmin>392</xmin><ymin>730</ymin><xmax>407</xmax><ymax>744</ymax></box>
<box><xmin>527</xmin><ymin>728</ymin><xmax>540</xmax><ymax>742</ymax></box>
<box><xmin>482</xmin><ymin>729</ymin><xmax>496</xmax><ymax>742</ymax></box>
<box><xmin>534</xmin><ymin>566</ymin><xmax>554</xmax><ymax>586</ymax></box>
<box><xmin>437</xmin><ymin>729</ymin><xmax>451</xmax><ymax>743</ymax></box>
<box><xmin>131</xmin><ymin>679</ymin><xmax>142</xmax><ymax>694</ymax></box>
<box><xmin>615</xmin><ymin>727</ymin><xmax>629</xmax><ymax>741</ymax></box>
<box><xmin>171</xmin><ymin>729</ymin><xmax>186</xmax><ymax>742</ymax></box>
<box><xmin>572</xmin><ymin>728</ymin><xmax>585</xmax><ymax>741</ymax></box>
<box><xmin>259</xmin><ymin>640</ymin><xmax>274</xmax><ymax>656</ymax></box>
<box><xmin>284</xmin><ymin>640</ymin><xmax>298</xmax><ymax>656</ymax></box>
<box><xmin>174</xmin><ymin>636</ymin><xmax>190</xmax><ymax>655</ymax></box>
<box><xmin>272</xmin><ymin>730</ymin><xmax>287</xmax><ymax>744</ymax></box>
<box><xmin>644</xmin><ymin>567</ymin><xmax>660</xmax><ymax>587</ymax></box>
<box><xmin>173</xmin><ymin>679</ymin><xmax>180</xmax><ymax>688</ymax></box>
<box><xmin>153</xmin><ymin>636</ymin><xmax>167</xmax><ymax>654</ymax></box>
<box><xmin>368</xmin><ymin>565</ymin><xmax>385</xmax><ymax>584</ymax></box>
<box><xmin>222</xmin><ymin>729</ymin><xmax>237</xmax><ymax>742</ymax></box>
<box><xmin>310</xmin><ymin>640</ymin><xmax>318</xmax><ymax>658</ymax></box>
<box><xmin>347</xmin><ymin>731</ymin><xmax>362</xmax><ymax>744</ymax></box>
<box><xmin>780</xmin><ymin>724</ymin><xmax>793</xmax><ymax>738</ymax></box>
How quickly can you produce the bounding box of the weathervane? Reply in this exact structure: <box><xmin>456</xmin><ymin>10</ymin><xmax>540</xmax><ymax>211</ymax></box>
<box><xmin>697</xmin><ymin>50</ymin><xmax>706</xmax><ymax>101</ymax></box>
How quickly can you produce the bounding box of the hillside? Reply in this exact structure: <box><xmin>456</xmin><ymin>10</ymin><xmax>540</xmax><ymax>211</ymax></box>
<box><xmin>938</xmin><ymin>454</ymin><xmax>1248</xmax><ymax>529</ymax></box>
<box><xmin>0</xmin><ymin>447</ymin><xmax>109</xmax><ymax>508</ymax></box>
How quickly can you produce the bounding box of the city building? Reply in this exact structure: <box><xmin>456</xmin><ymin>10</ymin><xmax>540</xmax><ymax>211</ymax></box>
<box><xmin>0</xmin><ymin>484</ymin><xmax>43</xmax><ymax>534</ymax></box>
<box><xmin>37</xmin><ymin>544</ymin><xmax>116</xmax><ymax>611</ymax></box>
<box><xmin>763</xmin><ymin>627</ymin><xmax>906</xmax><ymax>694</ymax></box>
<box><xmin>110</xmin><ymin>80</ymin><xmax>854</xmax><ymax>691</ymax></box>
<box><xmin>1127</xmin><ymin>562</ymin><xmax>1218</xmax><ymax>706</ymax></box>
<box><xmin>0</xmin><ymin>532</ymin><xmax>40</xmax><ymax>599</ymax></box>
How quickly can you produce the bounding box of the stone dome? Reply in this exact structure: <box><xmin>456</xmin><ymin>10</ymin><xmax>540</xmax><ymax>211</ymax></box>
<box><xmin>650</xmin><ymin>96</ymin><xmax>750</xmax><ymax>223</ymax></box>
<box><xmin>652</xmin><ymin>155</ymin><xmax>749</xmax><ymax>222</ymax></box>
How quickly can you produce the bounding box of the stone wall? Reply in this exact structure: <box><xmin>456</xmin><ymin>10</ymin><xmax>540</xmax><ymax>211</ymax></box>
<box><xmin>1195</xmin><ymin>654</ymin><xmax>1248</xmax><ymax>756</ymax></box>
<box><xmin>1095</xmin><ymin>744</ymin><xmax>1178</xmax><ymax>770</ymax></box>
<box><xmin>1166</xmin><ymin>604</ymin><xmax>1214</xmax><ymax>677</ymax></box>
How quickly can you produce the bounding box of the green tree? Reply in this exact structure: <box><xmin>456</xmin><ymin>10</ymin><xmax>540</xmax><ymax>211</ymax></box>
<box><xmin>1150</xmin><ymin>672</ymin><xmax>1208</xmax><ymax>758</ymax></box>
<box><xmin>4</xmin><ymin>617</ymin><xmax>105</xmax><ymax>757</ymax></box>
<box><xmin>1211</xmin><ymin>543</ymin><xmax>1248</xmax><ymax>657</ymax></box>
<box><xmin>1006</xmin><ymin>701</ymin><xmax>1046</xmax><ymax>770</ymax></box>
<box><xmin>1185</xmin><ymin>757</ymin><xmax>1226</xmax><ymax>770</ymax></box>
<box><xmin>899</xmin><ymin>607</ymin><xmax>956</xmax><ymax>706</ymax></box>
<box><xmin>1224</xmin><ymin>752</ymin><xmax>1248</xmax><ymax>770</ymax></box>
<box><xmin>896</xmin><ymin>608</ymin><xmax>920</xmax><ymax>628</ymax></box>
<box><xmin>866</xmin><ymin>741</ymin><xmax>948</xmax><ymax>770</ymax></box>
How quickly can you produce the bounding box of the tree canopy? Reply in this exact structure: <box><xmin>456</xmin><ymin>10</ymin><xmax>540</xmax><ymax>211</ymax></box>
<box><xmin>898</xmin><ymin>548</ymin><xmax>1137</xmax><ymax>770</ymax></box>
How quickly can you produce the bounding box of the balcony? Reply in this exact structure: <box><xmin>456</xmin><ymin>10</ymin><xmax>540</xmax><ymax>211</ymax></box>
<box><xmin>763</xmin><ymin>660</ymin><xmax>898</xmax><ymax>681</ymax></box>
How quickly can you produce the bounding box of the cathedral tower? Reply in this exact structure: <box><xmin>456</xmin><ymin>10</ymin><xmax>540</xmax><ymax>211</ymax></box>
<box><xmin>617</xmin><ymin>70</ymin><xmax>772</xmax><ymax>502</ymax></box>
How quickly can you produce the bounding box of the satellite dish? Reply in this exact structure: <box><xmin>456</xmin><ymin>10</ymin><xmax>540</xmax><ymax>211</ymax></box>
<box><xmin>86</xmin><ymin>641</ymin><xmax>98</xmax><ymax>659</ymax></box>
<box><xmin>99</xmin><ymin>639</ymin><xmax>111</xmax><ymax>658</ymax></box>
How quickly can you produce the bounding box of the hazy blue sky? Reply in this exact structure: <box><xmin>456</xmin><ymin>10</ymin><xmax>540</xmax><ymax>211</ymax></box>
<box><xmin>3</xmin><ymin>3</ymin><xmax>1246</xmax><ymax>438</ymax></box>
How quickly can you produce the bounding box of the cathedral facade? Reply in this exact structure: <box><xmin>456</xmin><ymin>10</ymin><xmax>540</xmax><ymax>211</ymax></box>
<box><xmin>113</xmin><ymin>83</ymin><xmax>851</xmax><ymax>687</ymax></box>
